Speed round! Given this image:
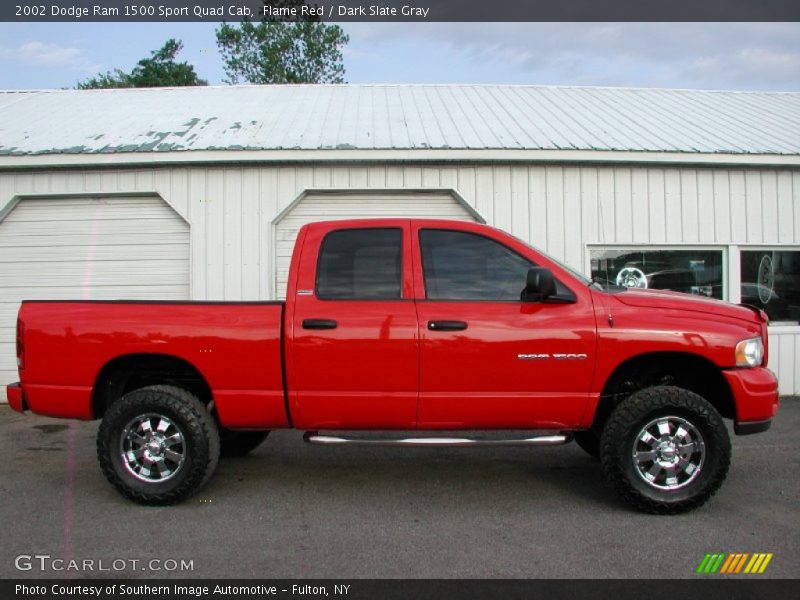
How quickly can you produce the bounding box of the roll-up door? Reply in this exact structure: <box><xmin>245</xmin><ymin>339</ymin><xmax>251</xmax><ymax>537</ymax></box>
<box><xmin>0</xmin><ymin>195</ymin><xmax>190</xmax><ymax>397</ymax></box>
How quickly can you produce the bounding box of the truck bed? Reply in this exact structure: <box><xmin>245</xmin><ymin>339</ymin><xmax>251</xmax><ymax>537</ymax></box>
<box><xmin>17</xmin><ymin>300</ymin><xmax>288</xmax><ymax>428</ymax></box>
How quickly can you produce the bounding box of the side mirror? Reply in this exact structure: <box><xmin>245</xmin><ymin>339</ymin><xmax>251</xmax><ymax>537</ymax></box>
<box><xmin>523</xmin><ymin>267</ymin><xmax>556</xmax><ymax>301</ymax></box>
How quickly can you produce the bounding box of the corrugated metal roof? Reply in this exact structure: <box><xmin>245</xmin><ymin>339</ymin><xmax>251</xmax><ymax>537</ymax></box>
<box><xmin>1</xmin><ymin>84</ymin><xmax>799</xmax><ymax>156</ymax></box>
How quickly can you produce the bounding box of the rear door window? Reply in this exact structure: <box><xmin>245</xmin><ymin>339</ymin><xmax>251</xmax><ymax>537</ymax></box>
<box><xmin>316</xmin><ymin>228</ymin><xmax>403</xmax><ymax>300</ymax></box>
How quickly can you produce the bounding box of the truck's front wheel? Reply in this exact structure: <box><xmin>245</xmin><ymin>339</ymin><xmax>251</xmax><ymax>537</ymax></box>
<box><xmin>97</xmin><ymin>385</ymin><xmax>220</xmax><ymax>505</ymax></box>
<box><xmin>600</xmin><ymin>386</ymin><xmax>731</xmax><ymax>514</ymax></box>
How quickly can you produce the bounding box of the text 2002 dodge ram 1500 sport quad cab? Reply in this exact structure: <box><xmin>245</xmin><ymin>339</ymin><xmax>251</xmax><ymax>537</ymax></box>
<box><xmin>7</xmin><ymin>219</ymin><xmax>779</xmax><ymax>513</ymax></box>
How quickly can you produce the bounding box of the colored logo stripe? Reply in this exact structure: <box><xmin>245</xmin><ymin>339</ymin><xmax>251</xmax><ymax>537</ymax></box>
<box><xmin>719</xmin><ymin>554</ymin><xmax>737</xmax><ymax>573</ymax></box>
<box><xmin>697</xmin><ymin>553</ymin><xmax>726</xmax><ymax>573</ymax></box>
<box><xmin>720</xmin><ymin>553</ymin><xmax>748</xmax><ymax>573</ymax></box>
<box><xmin>697</xmin><ymin>553</ymin><xmax>773</xmax><ymax>574</ymax></box>
<box><xmin>745</xmin><ymin>553</ymin><xmax>774</xmax><ymax>574</ymax></box>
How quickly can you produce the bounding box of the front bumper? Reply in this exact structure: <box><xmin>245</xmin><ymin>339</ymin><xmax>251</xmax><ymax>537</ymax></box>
<box><xmin>734</xmin><ymin>419</ymin><xmax>772</xmax><ymax>435</ymax></box>
<box><xmin>722</xmin><ymin>367</ymin><xmax>779</xmax><ymax>435</ymax></box>
<box><xmin>6</xmin><ymin>383</ymin><xmax>26</xmax><ymax>413</ymax></box>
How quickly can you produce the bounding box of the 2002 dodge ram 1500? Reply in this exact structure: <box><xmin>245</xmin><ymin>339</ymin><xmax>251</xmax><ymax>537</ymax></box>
<box><xmin>7</xmin><ymin>219</ymin><xmax>779</xmax><ymax>513</ymax></box>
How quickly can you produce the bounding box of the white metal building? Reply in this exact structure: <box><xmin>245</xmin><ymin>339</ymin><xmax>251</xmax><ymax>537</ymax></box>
<box><xmin>1</xmin><ymin>84</ymin><xmax>799</xmax><ymax>397</ymax></box>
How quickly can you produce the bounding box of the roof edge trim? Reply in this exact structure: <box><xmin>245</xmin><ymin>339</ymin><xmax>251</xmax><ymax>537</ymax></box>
<box><xmin>0</xmin><ymin>149</ymin><xmax>799</xmax><ymax>170</ymax></box>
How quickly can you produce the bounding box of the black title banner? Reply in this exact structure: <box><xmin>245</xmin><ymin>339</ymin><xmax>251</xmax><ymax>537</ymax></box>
<box><xmin>3</xmin><ymin>0</ymin><xmax>800</xmax><ymax>22</ymax></box>
<box><xmin>5</xmin><ymin>579</ymin><xmax>800</xmax><ymax>600</ymax></box>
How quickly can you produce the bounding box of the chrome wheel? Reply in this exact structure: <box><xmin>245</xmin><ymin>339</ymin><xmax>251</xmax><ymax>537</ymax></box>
<box><xmin>632</xmin><ymin>415</ymin><xmax>705</xmax><ymax>491</ymax></box>
<box><xmin>616</xmin><ymin>267</ymin><xmax>648</xmax><ymax>289</ymax></box>
<box><xmin>757</xmin><ymin>254</ymin><xmax>774</xmax><ymax>304</ymax></box>
<box><xmin>119</xmin><ymin>413</ymin><xmax>186</xmax><ymax>483</ymax></box>
<box><xmin>601</xmin><ymin>387</ymin><xmax>730</xmax><ymax>513</ymax></box>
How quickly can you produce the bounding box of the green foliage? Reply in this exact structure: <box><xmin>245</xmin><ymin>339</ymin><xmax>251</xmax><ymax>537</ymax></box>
<box><xmin>216</xmin><ymin>1</ymin><xmax>349</xmax><ymax>84</ymax></box>
<box><xmin>77</xmin><ymin>39</ymin><xmax>207</xmax><ymax>89</ymax></box>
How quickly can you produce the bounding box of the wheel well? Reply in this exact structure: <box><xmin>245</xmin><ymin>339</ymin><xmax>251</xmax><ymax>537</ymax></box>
<box><xmin>591</xmin><ymin>352</ymin><xmax>735</xmax><ymax>430</ymax></box>
<box><xmin>92</xmin><ymin>354</ymin><xmax>213</xmax><ymax>419</ymax></box>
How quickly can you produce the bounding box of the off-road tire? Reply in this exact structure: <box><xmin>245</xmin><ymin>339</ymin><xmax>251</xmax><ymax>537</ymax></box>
<box><xmin>97</xmin><ymin>385</ymin><xmax>220</xmax><ymax>505</ymax></box>
<box><xmin>219</xmin><ymin>428</ymin><xmax>269</xmax><ymax>458</ymax></box>
<box><xmin>600</xmin><ymin>386</ymin><xmax>731</xmax><ymax>514</ymax></box>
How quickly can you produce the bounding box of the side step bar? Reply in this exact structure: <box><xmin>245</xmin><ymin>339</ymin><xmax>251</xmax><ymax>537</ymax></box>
<box><xmin>303</xmin><ymin>432</ymin><xmax>571</xmax><ymax>447</ymax></box>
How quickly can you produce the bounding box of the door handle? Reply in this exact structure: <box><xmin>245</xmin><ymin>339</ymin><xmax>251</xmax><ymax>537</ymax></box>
<box><xmin>302</xmin><ymin>319</ymin><xmax>338</xmax><ymax>330</ymax></box>
<box><xmin>428</xmin><ymin>320</ymin><xmax>468</xmax><ymax>331</ymax></box>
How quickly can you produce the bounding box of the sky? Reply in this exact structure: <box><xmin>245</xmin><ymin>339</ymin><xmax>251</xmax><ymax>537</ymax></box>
<box><xmin>0</xmin><ymin>22</ymin><xmax>799</xmax><ymax>91</ymax></box>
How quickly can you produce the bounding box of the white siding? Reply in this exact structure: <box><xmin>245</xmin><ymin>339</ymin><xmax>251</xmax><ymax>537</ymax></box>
<box><xmin>0</xmin><ymin>164</ymin><xmax>798</xmax><ymax>393</ymax></box>
<box><xmin>0</xmin><ymin>195</ymin><xmax>189</xmax><ymax>395</ymax></box>
<box><xmin>766</xmin><ymin>328</ymin><xmax>800</xmax><ymax>394</ymax></box>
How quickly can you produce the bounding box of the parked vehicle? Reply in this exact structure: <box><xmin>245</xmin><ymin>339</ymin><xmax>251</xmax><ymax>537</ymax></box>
<box><xmin>615</xmin><ymin>262</ymin><xmax>697</xmax><ymax>293</ymax></box>
<box><xmin>7</xmin><ymin>219</ymin><xmax>779</xmax><ymax>513</ymax></box>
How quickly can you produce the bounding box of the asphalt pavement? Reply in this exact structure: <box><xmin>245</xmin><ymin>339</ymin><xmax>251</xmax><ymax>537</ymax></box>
<box><xmin>1</xmin><ymin>399</ymin><xmax>798</xmax><ymax>579</ymax></box>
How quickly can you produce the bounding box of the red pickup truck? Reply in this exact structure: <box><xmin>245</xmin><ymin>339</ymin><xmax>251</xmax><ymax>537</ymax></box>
<box><xmin>7</xmin><ymin>219</ymin><xmax>779</xmax><ymax>513</ymax></box>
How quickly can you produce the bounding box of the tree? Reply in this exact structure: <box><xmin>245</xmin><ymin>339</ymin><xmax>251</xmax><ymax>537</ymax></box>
<box><xmin>216</xmin><ymin>1</ymin><xmax>349</xmax><ymax>84</ymax></box>
<box><xmin>77</xmin><ymin>39</ymin><xmax>207</xmax><ymax>89</ymax></box>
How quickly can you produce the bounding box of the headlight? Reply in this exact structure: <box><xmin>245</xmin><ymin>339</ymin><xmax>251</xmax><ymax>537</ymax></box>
<box><xmin>735</xmin><ymin>337</ymin><xmax>764</xmax><ymax>367</ymax></box>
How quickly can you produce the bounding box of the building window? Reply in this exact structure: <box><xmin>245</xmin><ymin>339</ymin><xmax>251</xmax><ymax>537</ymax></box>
<box><xmin>740</xmin><ymin>250</ymin><xmax>800</xmax><ymax>325</ymax></box>
<box><xmin>590</xmin><ymin>248</ymin><xmax>724</xmax><ymax>299</ymax></box>
<box><xmin>316</xmin><ymin>228</ymin><xmax>402</xmax><ymax>300</ymax></box>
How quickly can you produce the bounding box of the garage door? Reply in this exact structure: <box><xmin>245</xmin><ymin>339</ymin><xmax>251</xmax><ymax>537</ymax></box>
<box><xmin>274</xmin><ymin>192</ymin><xmax>480</xmax><ymax>299</ymax></box>
<box><xmin>0</xmin><ymin>195</ymin><xmax>190</xmax><ymax>398</ymax></box>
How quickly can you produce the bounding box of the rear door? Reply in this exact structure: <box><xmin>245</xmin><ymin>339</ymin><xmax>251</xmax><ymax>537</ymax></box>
<box><xmin>287</xmin><ymin>222</ymin><xmax>419</xmax><ymax>429</ymax></box>
<box><xmin>412</xmin><ymin>224</ymin><xmax>596</xmax><ymax>429</ymax></box>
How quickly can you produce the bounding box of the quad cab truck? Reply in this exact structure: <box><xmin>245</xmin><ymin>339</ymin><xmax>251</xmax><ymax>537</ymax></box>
<box><xmin>7</xmin><ymin>219</ymin><xmax>779</xmax><ymax>513</ymax></box>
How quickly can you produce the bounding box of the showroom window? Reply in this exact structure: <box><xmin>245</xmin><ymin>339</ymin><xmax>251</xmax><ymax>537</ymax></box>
<box><xmin>740</xmin><ymin>250</ymin><xmax>800</xmax><ymax>325</ymax></box>
<box><xmin>589</xmin><ymin>245</ymin><xmax>800</xmax><ymax>326</ymax></box>
<box><xmin>590</xmin><ymin>248</ymin><xmax>724</xmax><ymax>299</ymax></box>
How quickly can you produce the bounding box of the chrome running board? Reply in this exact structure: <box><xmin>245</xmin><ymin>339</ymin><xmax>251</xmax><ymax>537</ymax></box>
<box><xmin>303</xmin><ymin>432</ymin><xmax>571</xmax><ymax>447</ymax></box>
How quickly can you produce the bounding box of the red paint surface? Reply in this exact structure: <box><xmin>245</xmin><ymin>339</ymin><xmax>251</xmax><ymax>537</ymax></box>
<box><xmin>6</xmin><ymin>383</ymin><xmax>24</xmax><ymax>412</ymax></box>
<box><xmin>9</xmin><ymin>219</ymin><xmax>778</xmax><ymax>431</ymax></box>
<box><xmin>15</xmin><ymin>302</ymin><xmax>286</xmax><ymax>428</ymax></box>
<box><xmin>722</xmin><ymin>367</ymin><xmax>780</xmax><ymax>422</ymax></box>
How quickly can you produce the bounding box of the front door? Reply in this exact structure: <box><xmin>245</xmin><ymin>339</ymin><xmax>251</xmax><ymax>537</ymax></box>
<box><xmin>289</xmin><ymin>224</ymin><xmax>419</xmax><ymax>429</ymax></box>
<box><xmin>413</xmin><ymin>226</ymin><xmax>596</xmax><ymax>429</ymax></box>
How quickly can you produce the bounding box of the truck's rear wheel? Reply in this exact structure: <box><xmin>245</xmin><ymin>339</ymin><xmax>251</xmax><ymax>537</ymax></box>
<box><xmin>97</xmin><ymin>385</ymin><xmax>220</xmax><ymax>505</ymax></box>
<box><xmin>599</xmin><ymin>386</ymin><xmax>730</xmax><ymax>514</ymax></box>
<box><xmin>219</xmin><ymin>428</ymin><xmax>269</xmax><ymax>458</ymax></box>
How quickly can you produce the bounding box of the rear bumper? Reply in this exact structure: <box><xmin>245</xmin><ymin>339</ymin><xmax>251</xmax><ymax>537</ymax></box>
<box><xmin>6</xmin><ymin>383</ymin><xmax>26</xmax><ymax>413</ymax></box>
<box><xmin>6</xmin><ymin>382</ymin><xmax>92</xmax><ymax>419</ymax></box>
<box><xmin>722</xmin><ymin>367</ymin><xmax>779</xmax><ymax>435</ymax></box>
